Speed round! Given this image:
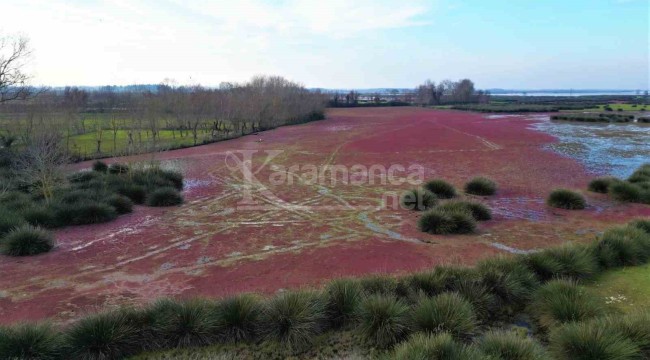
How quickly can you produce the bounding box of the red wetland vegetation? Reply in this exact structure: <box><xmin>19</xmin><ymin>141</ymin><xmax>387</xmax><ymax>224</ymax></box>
<box><xmin>1</xmin><ymin>107</ymin><xmax>648</xmax><ymax>324</ymax></box>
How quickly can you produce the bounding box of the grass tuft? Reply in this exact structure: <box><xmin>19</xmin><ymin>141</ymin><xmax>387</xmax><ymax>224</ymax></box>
<box><xmin>550</xmin><ymin>321</ymin><xmax>641</xmax><ymax>360</ymax></box>
<box><xmin>588</xmin><ymin>177</ymin><xmax>619</xmax><ymax>194</ymax></box>
<box><xmin>478</xmin><ymin>330</ymin><xmax>549</xmax><ymax>360</ymax></box>
<box><xmin>464</xmin><ymin>177</ymin><xmax>497</xmax><ymax>196</ymax></box>
<box><xmin>424</xmin><ymin>179</ymin><xmax>457</xmax><ymax>199</ymax></box>
<box><xmin>148</xmin><ymin>299</ymin><xmax>220</xmax><ymax>348</ymax></box>
<box><xmin>392</xmin><ymin>332</ymin><xmax>482</xmax><ymax>360</ymax></box>
<box><xmin>325</xmin><ymin>279</ymin><xmax>363</xmax><ymax>328</ymax></box>
<box><xmin>610</xmin><ymin>182</ymin><xmax>643</xmax><ymax>203</ymax></box>
<box><xmin>1</xmin><ymin>225</ymin><xmax>54</xmax><ymax>256</ymax></box>
<box><xmin>437</xmin><ymin>200</ymin><xmax>492</xmax><ymax>221</ymax></box>
<box><xmin>259</xmin><ymin>291</ymin><xmax>325</xmax><ymax>351</ymax></box>
<box><xmin>531</xmin><ymin>279</ymin><xmax>608</xmax><ymax>329</ymax></box>
<box><xmin>357</xmin><ymin>295</ymin><xmax>410</xmax><ymax>348</ymax></box>
<box><xmin>106</xmin><ymin>194</ymin><xmax>134</xmax><ymax>214</ymax></box>
<box><xmin>547</xmin><ymin>189</ymin><xmax>586</xmax><ymax>210</ymax></box>
<box><xmin>411</xmin><ymin>292</ymin><xmax>477</xmax><ymax>338</ymax></box>
<box><xmin>92</xmin><ymin>160</ymin><xmax>108</xmax><ymax>173</ymax></box>
<box><xmin>146</xmin><ymin>187</ymin><xmax>183</xmax><ymax>207</ymax></box>
<box><xmin>0</xmin><ymin>323</ymin><xmax>62</xmax><ymax>360</ymax></box>
<box><xmin>418</xmin><ymin>209</ymin><xmax>476</xmax><ymax>235</ymax></box>
<box><xmin>215</xmin><ymin>294</ymin><xmax>261</xmax><ymax>343</ymax></box>
<box><xmin>400</xmin><ymin>188</ymin><xmax>437</xmax><ymax>211</ymax></box>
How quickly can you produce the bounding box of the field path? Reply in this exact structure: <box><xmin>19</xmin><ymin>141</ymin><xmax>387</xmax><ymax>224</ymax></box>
<box><xmin>1</xmin><ymin>107</ymin><xmax>649</xmax><ymax>324</ymax></box>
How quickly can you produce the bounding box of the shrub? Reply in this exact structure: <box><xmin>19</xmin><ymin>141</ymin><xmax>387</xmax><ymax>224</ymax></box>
<box><xmin>357</xmin><ymin>295</ymin><xmax>411</xmax><ymax>348</ymax></box>
<box><xmin>595</xmin><ymin>226</ymin><xmax>650</xmax><ymax>268</ymax></box>
<box><xmin>392</xmin><ymin>333</ymin><xmax>482</xmax><ymax>360</ymax></box>
<box><xmin>454</xmin><ymin>279</ymin><xmax>498</xmax><ymax>320</ymax></box>
<box><xmin>0</xmin><ymin>323</ymin><xmax>62</xmax><ymax>360</ymax></box>
<box><xmin>0</xmin><ymin>207</ymin><xmax>26</xmax><ymax>236</ymax></box>
<box><xmin>108</xmin><ymin>163</ymin><xmax>130</xmax><ymax>174</ymax></box>
<box><xmin>610</xmin><ymin>182</ymin><xmax>643</xmax><ymax>203</ymax></box>
<box><xmin>522</xmin><ymin>251</ymin><xmax>565</xmax><ymax>282</ymax></box>
<box><xmin>65</xmin><ymin>309</ymin><xmax>144</xmax><ymax>359</ymax></box>
<box><xmin>358</xmin><ymin>275</ymin><xmax>398</xmax><ymax>296</ymax></box>
<box><xmin>476</xmin><ymin>257</ymin><xmax>539</xmax><ymax>312</ymax></box>
<box><xmin>547</xmin><ymin>189</ymin><xmax>586</xmax><ymax>210</ymax></box>
<box><xmin>92</xmin><ymin>160</ymin><xmax>108</xmax><ymax>173</ymax></box>
<box><xmin>148</xmin><ymin>299</ymin><xmax>220</xmax><ymax>348</ymax></box>
<box><xmin>630</xmin><ymin>219</ymin><xmax>650</xmax><ymax>234</ymax></box>
<box><xmin>216</xmin><ymin>294</ymin><xmax>261</xmax><ymax>342</ymax></box>
<box><xmin>106</xmin><ymin>194</ymin><xmax>134</xmax><ymax>214</ymax></box>
<box><xmin>418</xmin><ymin>209</ymin><xmax>476</xmax><ymax>235</ymax></box>
<box><xmin>259</xmin><ymin>291</ymin><xmax>325</xmax><ymax>350</ymax></box>
<box><xmin>424</xmin><ymin>179</ymin><xmax>457</xmax><ymax>199</ymax></box>
<box><xmin>465</xmin><ymin>177</ymin><xmax>497</xmax><ymax>196</ymax></box>
<box><xmin>147</xmin><ymin>187</ymin><xmax>183</xmax><ymax>207</ymax></box>
<box><xmin>116</xmin><ymin>184</ymin><xmax>147</xmax><ymax>204</ymax></box>
<box><xmin>20</xmin><ymin>206</ymin><xmax>57</xmax><ymax>228</ymax></box>
<box><xmin>149</xmin><ymin>168</ymin><xmax>184</xmax><ymax>191</ymax></box>
<box><xmin>400</xmin><ymin>188</ymin><xmax>437</xmax><ymax>211</ymax></box>
<box><xmin>588</xmin><ymin>177</ymin><xmax>619</xmax><ymax>193</ymax></box>
<box><xmin>1</xmin><ymin>225</ymin><xmax>54</xmax><ymax>256</ymax></box>
<box><xmin>411</xmin><ymin>293</ymin><xmax>477</xmax><ymax>338</ymax></box>
<box><xmin>437</xmin><ymin>201</ymin><xmax>492</xmax><ymax>221</ymax></box>
<box><xmin>403</xmin><ymin>270</ymin><xmax>450</xmax><ymax>297</ymax></box>
<box><xmin>324</xmin><ymin>278</ymin><xmax>363</xmax><ymax>328</ymax></box>
<box><xmin>550</xmin><ymin>321</ymin><xmax>640</xmax><ymax>360</ymax></box>
<box><xmin>531</xmin><ymin>279</ymin><xmax>607</xmax><ymax>329</ymax></box>
<box><xmin>478</xmin><ymin>330</ymin><xmax>549</xmax><ymax>360</ymax></box>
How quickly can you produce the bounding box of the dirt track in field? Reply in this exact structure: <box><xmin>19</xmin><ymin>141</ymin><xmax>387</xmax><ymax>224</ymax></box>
<box><xmin>2</xmin><ymin>107</ymin><xmax>648</xmax><ymax>324</ymax></box>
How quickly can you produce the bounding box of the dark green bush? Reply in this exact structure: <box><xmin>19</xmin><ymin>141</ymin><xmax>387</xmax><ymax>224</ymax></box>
<box><xmin>55</xmin><ymin>201</ymin><xmax>118</xmax><ymax>225</ymax></box>
<box><xmin>146</xmin><ymin>168</ymin><xmax>184</xmax><ymax>191</ymax></box>
<box><xmin>148</xmin><ymin>299</ymin><xmax>220</xmax><ymax>348</ymax></box>
<box><xmin>357</xmin><ymin>295</ymin><xmax>411</xmax><ymax>348</ymax></box>
<box><xmin>215</xmin><ymin>294</ymin><xmax>261</xmax><ymax>343</ymax></box>
<box><xmin>392</xmin><ymin>332</ymin><xmax>482</xmax><ymax>360</ymax></box>
<box><xmin>610</xmin><ymin>182</ymin><xmax>643</xmax><ymax>203</ymax></box>
<box><xmin>588</xmin><ymin>177</ymin><xmax>619</xmax><ymax>193</ymax></box>
<box><xmin>20</xmin><ymin>206</ymin><xmax>57</xmax><ymax>228</ymax></box>
<box><xmin>65</xmin><ymin>309</ymin><xmax>144</xmax><ymax>359</ymax></box>
<box><xmin>531</xmin><ymin>279</ymin><xmax>607</xmax><ymax>329</ymax></box>
<box><xmin>550</xmin><ymin>321</ymin><xmax>641</xmax><ymax>360</ymax></box>
<box><xmin>400</xmin><ymin>188</ymin><xmax>437</xmax><ymax>211</ymax></box>
<box><xmin>411</xmin><ymin>293</ymin><xmax>477</xmax><ymax>338</ymax></box>
<box><xmin>437</xmin><ymin>201</ymin><xmax>492</xmax><ymax>221</ymax></box>
<box><xmin>523</xmin><ymin>251</ymin><xmax>565</xmax><ymax>282</ymax></box>
<box><xmin>478</xmin><ymin>330</ymin><xmax>549</xmax><ymax>360</ymax></box>
<box><xmin>106</xmin><ymin>194</ymin><xmax>134</xmax><ymax>214</ymax></box>
<box><xmin>259</xmin><ymin>291</ymin><xmax>326</xmax><ymax>351</ymax></box>
<box><xmin>0</xmin><ymin>207</ymin><xmax>26</xmax><ymax>236</ymax></box>
<box><xmin>599</xmin><ymin>312</ymin><xmax>650</xmax><ymax>353</ymax></box>
<box><xmin>547</xmin><ymin>189</ymin><xmax>586</xmax><ymax>210</ymax></box>
<box><xmin>0</xmin><ymin>323</ymin><xmax>62</xmax><ymax>360</ymax></box>
<box><xmin>108</xmin><ymin>163</ymin><xmax>130</xmax><ymax>174</ymax></box>
<box><xmin>116</xmin><ymin>184</ymin><xmax>147</xmax><ymax>204</ymax></box>
<box><xmin>1</xmin><ymin>225</ymin><xmax>54</xmax><ymax>256</ymax></box>
<box><xmin>465</xmin><ymin>177</ymin><xmax>497</xmax><ymax>196</ymax></box>
<box><xmin>92</xmin><ymin>160</ymin><xmax>108</xmax><ymax>173</ymax></box>
<box><xmin>324</xmin><ymin>278</ymin><xmax>362</xmax><ymax>328</ymax></box>
<box><xmin>146</xmin><ymin>187</ymin><xmax>183</xmax><ymax>207</ymax></box>
<box><xmin>424</xmin><ymin>179</ymin><xmax>457</xmax><ymax>199</ymax></box>
<box><xmin>595</xmin><ymin>226</ymin><xmax>650</xmax><ymax>268</ymax></box>
<box><xmin>454</xmin><ymin>279</ymin><xmax>498</xmax><ymax>320</ymax></box>
<box><xmin>418</xmin><ymin>209</ymin><xmax>476</xmax><ymax>235</ymax></box>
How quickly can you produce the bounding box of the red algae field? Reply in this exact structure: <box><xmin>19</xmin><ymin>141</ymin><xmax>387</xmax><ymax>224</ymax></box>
<box><xmin>1</xmin><ymin>107</ymin><xmax>648</xmax><ymax>324</ymax></box>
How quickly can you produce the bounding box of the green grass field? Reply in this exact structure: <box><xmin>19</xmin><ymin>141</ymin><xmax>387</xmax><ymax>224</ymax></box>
<box><xmin>587</xmin><ymin>103</ymin><xmax>649</xmax><ymax>112</ymax></box>
<box><xmin>587</xmin><ymin>264</ymin><xmax>650</xmax><ymax>313</ymax></box>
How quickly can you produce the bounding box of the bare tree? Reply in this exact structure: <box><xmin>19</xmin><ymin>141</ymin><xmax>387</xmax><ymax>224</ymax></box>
<box><xmin>14</xmin><ymin>132</ymin><xmax>69</xmax><ymax>202</ymax></box>
<box><xmin>0</xmin><ymin>34</ymin><xmax>33</xmax><ymax>103</ymax></box>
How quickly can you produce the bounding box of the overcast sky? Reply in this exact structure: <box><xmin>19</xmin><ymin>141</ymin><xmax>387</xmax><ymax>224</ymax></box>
<box><xmin>2</xmin><ymin>0</ymin><xmax>649</xmax><ymax>89</ymax></box>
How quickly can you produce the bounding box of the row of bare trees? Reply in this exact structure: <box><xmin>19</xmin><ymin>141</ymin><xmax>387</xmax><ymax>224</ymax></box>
<box><xmin>414</xmin><ymin>79</ymin><xmax>489</xmax><ymax>105</ymax></box>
